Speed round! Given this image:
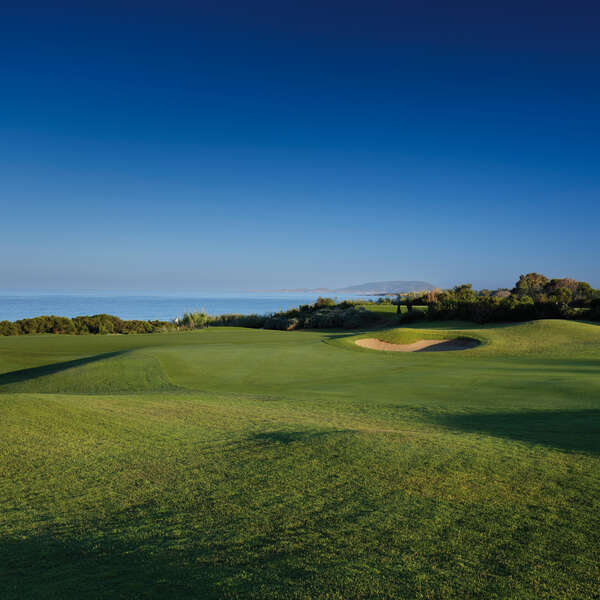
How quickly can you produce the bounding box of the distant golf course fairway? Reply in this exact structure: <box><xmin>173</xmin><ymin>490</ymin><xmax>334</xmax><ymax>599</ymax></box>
<box><xmin>2</xmin><ymin>320</ymin><xmax>600</xmax><ymax>599</ymax></box>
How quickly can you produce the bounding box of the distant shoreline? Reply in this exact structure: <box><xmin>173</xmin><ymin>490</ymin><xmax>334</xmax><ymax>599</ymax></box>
<box><xmin>250</xmin><ymin>280</ymin><xmax>437</xmax><ymax>295</ymax></box>
<box><xmin>250</xmin><ymin>290</ymin><xmax>401</xmax><ymax>297</ymax></box>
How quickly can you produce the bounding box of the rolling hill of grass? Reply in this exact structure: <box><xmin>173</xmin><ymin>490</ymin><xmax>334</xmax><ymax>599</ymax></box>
<box><xmin>1</xmin><ymin>320</ymin><xmax>600</xmax><ymax>598</ymax></box>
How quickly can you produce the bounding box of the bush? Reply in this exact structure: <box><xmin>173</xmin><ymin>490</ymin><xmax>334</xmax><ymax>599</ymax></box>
<box><xmin>209</xmin><ymin>313</ymin><xmax>267</xmax><ymax>328</ymax></box>
<box><xmin>0</xmin><ymin>320</ymin><xmax>19</xmax><ymax>336</ymax></box>
<box><xmin>0</xmin><ymin>313</ymin><xmax>175</xmax><ymax>336</ymax></box>
<box><xmin>314</xmin><ymin>297</ymin><xmax>336</xmax><ymax>308</ymax></box>
<box><xmin>296</xmin><ymin>307</ymin><xmax>378</xmax><ymax>330</ymax></box>
<box><xmin>178</xmin><ymin>311</ymin><xmax>209</xmax><ymax>329</ymax></box>
<box><xmin>264</xmin><ymin>316</ymin><xmax>301</xmax><ymax>330</ymax></box>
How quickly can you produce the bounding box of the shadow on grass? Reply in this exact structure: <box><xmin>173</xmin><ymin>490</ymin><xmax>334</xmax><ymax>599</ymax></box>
<box><xmin>249</xmin><ymin>430</ymin><xmax>347</xmax><ymax>444</ymax></box>
<box><xmin>0</xmin><ymin>531</ymin><xmax>228</xmax><ymax>600</ymax></box>
<box><xmin>434</xmin><ymin>409</ymin><xmax>600</xmax><ymax>455</ymax></box>
<box><xmin>0</xmin><ymin>351</ymin><xmax>127</xmax><ymax>389</ymax></box>
<box><xmin>415</xmin><ymin>338</ymin><xmax>480</xmax><ymax>352</ymax></box>
<box><xmin>0</xmin><ymin>498</ymin><xmax>364</xmax><ymax>600</ymax></box>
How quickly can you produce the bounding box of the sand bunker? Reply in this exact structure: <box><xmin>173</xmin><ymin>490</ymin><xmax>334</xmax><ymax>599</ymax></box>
<box><xmin>355</xmin><ymin>338</ymin><xmax>479</xmax><ymax>352</ymax></box>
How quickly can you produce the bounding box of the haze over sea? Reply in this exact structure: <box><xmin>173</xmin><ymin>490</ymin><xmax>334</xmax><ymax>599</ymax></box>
<box><xmin>0</xmin><ymin>292</ymin><xmax>372</xmax><ymax>323</ymax></box>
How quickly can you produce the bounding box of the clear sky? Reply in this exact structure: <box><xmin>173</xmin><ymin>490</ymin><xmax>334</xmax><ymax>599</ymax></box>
<box><xmin>2</xmin><ymin>1</ymin><xmax>599</xmax><ymax>292</ymax></box>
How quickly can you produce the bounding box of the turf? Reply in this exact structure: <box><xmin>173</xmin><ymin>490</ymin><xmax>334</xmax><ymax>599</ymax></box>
<box><xmin>1</xmin><ymin>320</ymin><xmax>600</xmax><ymax>599</ymax></box>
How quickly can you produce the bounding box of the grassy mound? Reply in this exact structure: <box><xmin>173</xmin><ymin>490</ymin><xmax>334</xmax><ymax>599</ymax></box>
<box><xmin>342</xmin><ymin>319</ymin><xmax>600</xmax><ymax>357</ymax></box>
<box><xmin>351</xmin><ymin>326</ymin><xmax>481</xmax><ymax>347</ymax></box>
<box><xmin>1</xmin><ymin>320</ymin><xmax>600</xmax><ymax>598</ymax></box>
<box><xmin>0</xmin><ymin>350</ymin><xmax>176</xmax><ymax>394</ymax></box>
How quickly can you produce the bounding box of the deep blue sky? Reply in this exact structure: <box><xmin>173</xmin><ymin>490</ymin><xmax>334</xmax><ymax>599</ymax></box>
<box><xmin>2</xmin><ymin>1</ymin><xmax>599</xmax><ymax>291</ymax></box>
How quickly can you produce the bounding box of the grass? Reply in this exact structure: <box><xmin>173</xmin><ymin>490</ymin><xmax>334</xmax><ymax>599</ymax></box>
<box><xmin>362</xmin><ymin>303</ymin><xmax>398</xmax><ymax>314</ymax></box>
<box><xmin>363</xmin><ymin>303</ymin><xmax>427</xmax><ymax>318</ymax></box>
<box><xmin>1</xmin><ymin>320</ymin><xmax>600</xmax><ymax>598</ymax></box>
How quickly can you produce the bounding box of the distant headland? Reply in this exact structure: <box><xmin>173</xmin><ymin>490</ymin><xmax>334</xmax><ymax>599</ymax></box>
<box><xmin>255</xmin><ymin>280</ymin><xmax>437</xmax><ymax>295</ymax></box>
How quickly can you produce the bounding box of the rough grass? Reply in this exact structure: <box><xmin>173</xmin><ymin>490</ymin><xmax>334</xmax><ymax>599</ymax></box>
<box><xmin>1</xmin><ymin>320</ymin><xmax>600</xmax><ymax>599</ymax></box>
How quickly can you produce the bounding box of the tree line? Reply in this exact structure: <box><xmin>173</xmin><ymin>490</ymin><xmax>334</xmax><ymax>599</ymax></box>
<box><xmin>397</xmin><ymin>273</ymin><xmax>600</xmax><ymax>324</ymax></box>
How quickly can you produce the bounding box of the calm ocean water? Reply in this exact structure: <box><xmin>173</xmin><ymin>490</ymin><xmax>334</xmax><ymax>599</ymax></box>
<box><xmin>0</xmin><ymin>292</ymin><xmax>370</xmax><ymax>322</ymax></box>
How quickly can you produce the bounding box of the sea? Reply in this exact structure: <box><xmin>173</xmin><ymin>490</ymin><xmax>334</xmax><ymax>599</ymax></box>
<box><xmin>0</xmin><ymin>292</ymin><xmax>372</xmax><ymax>323</ymax></box>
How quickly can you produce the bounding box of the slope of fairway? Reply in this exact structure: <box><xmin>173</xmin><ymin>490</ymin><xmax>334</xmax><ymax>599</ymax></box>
<box><xmin>0</xmin><ymin>350</ymin><xmax>176</xmax><ymax>394</ymax></box>
<box><xmin>1</xmin><ymin>320</ymin><xmax>600</xmax><ymax>599</ymax></box>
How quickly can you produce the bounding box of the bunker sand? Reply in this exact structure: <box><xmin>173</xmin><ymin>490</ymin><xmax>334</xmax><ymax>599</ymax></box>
<box><xmin>355</xmin><ymin>338</ymin><xmax>479</xmax><ymax>352</ymax></box>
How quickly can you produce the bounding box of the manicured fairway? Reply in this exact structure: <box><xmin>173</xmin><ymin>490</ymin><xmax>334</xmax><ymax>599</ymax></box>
<box><xmin>1</xmin><ymin>320</ymin><xmax>600</xmax><ymax>599</ymax></box>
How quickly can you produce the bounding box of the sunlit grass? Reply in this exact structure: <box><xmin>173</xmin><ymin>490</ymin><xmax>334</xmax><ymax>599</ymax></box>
<box><xmin>1</xmin><ymin>320</ymin><xmax>600</xmax><ymax>598</ymax></box>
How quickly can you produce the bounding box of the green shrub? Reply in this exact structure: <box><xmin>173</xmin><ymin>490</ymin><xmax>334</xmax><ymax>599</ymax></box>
<box><xmin>295</xmin><ymin>307</ymin><xmax>378</xmax><ymax>330</ymax></box>
<box><xmin>0</xmin><ymin>320</ymin><xmax>20</xmax><ymax>336</ymax></box>
<box><xmin>178</xmin><ymin>311</ymin><xmax>209</xmax><ymax>329</ymax></box>
<box><xmin>264</xmin><ymin>316</ymin><xmax>301</xmax><ymax>330</ymax></box>
<box><xmin>208</xmin><ymin>314</ymin><xmax>267</xmax><ymax>328</ymax></box>
<box><xmin>314</xmin><ymin>297</ymin><xmax>336</xmax><ymax>308</ymax></box>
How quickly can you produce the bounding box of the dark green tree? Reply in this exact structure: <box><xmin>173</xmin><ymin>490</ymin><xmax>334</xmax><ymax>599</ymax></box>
<box><xmin>513</xmin><ymin>273</ymin><xmax>550</xmax><ymax>300</ymax></box>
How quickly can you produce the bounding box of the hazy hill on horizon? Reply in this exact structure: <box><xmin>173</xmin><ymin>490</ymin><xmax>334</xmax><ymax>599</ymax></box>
<box><xmin>337</xmin><ymin>280</ymin><xmax>436</xmax><ymax>294</ymax></box>
<box><xmin>270</xmin><ymin>280</ymin><xmax>437</xmax><ymax>294</ymax></box>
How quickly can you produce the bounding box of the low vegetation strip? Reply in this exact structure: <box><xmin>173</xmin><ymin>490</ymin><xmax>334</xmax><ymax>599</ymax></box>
<box><xmin>0</xmin><ymin>298</ymin><xmax>393</xmax><ymax>336</ymax></box>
